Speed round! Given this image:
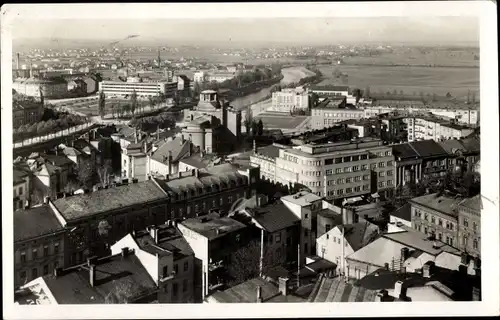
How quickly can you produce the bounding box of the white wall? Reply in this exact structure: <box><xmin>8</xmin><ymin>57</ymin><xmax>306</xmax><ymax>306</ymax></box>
<box><xmin>316</xmin><ymin>227</ymin><xmax>354</xmax><ymax>273</ymax></box>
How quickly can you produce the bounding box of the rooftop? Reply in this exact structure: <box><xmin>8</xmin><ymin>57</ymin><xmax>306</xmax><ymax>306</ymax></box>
<box><xmin>254</xmin><ymin>144</ymin><xmax>284</xmax><ymax>159</ymax></box>
<box><xmin>310</xmin><ymin>85</ymin><xmax>350</xmax><ymax>92</ymax></box>
<box><xmin>208</xmin><ymin>277</ymin><xmax>305</xmax><ymax>303</ymax></box>
<box><xmin>437</xmin><ymin>139</ymin><xmax>468</xmax><ymax>155</ymax></box>
<box><xmin>52</xmin><ymin>180</ymin><xmax>167</xmax><ymax>221</ymax></box>
<box><xmin>246</xmin><ymin>201</ymin><xmax>301</xmax><ymax>233</ymax></box>
<box><xmin>392</xmin><ymin>143</ymin><xmax>419</xmax><ymax>160</ymax></box>
<box><xmin>180</xmin><ymin>213</ymin><xmax>246</xmax><ymax>240</ymax></box>
<box><xmin>281</xmin><ymin>192</ymin><xmax>322</xmax><ymax>207</ymax></box>
<box><xmin>134</xmin><ymin>227</ymin><xmax>194</xmax><ymax>259</ymax></box>
<box><xmin>338</xmin><ymin>222</ymin><xmax>380</xmax><ymax>251</ymax></box>
<box><xmin>150</xmin><ymin>137</ymin><xmax>191</xmax><ymax>164</ymax></box>
<box><xmin>41</xmin><ymin>252</ymin><xmax>157</xmax><ymax>304</ymax></box>
<box><xmin>409</xmin><ymin>193</ymin><xmax>463</xmax><ymax>218</ymax></box>
<box><xmin>458</xmin><ymin>194</ymin><xmax>482</xmax><ymax>212</ymax></box>
<box><xmin>408</xmin><ymin>140</ymin><xmax>448</xmax><ymax>158</ymax></box>
<box><xmin>14</xmin><ymin>205</ymin><xmax>64</xmax><ymax>242</ymax></box>
<box><xmin>179</xmin><ymin>153</ymin><xmax>215</xmax><ymax>169</ymax></box>
<box><xmin>390</xmin><ymin>203</ymin><xmax>412</xmax><ymax>222</ymax></box>
<box><xmin>308</xmin><ymin>275</ymin><xmax>378</xmax><ymax>302</ymax></box>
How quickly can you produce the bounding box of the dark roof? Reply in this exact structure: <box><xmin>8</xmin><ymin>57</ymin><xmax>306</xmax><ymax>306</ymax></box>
<box><xmin>408</xmin><ymin>140</ymin><xmax>448</xmax><ymax>158</ymax></box>
<box><xmin>135</xmin><ymin>226</ymin><xmax>194</xmax><ymax>260</ymax></box>
<box><xmin>255</xmin><ymin>144</ymin><xmax>282</xmax><ymax>159</ymax></box>
<box><xmin>437</xmin><ymin>139</ymin><xmax>468</xmax><ymax>155</ymax></box>
<box><xmin>13</xmin><ymin>166</ymin><xmax>30</xmax><ymax>185</ymax></box>
<box><xmin>390</xmin><ymin>203</ymin><xmax>412</xmax><ymax>222</ymax></box>
<box><xmin>40</xmin><ymin>154</ymin><xmax>74</xmax><ymax>167</ymax></box>
<box><xmin>42</xmin><ymin>252</ymin><xmax>157</xmax><ymax>304</ymax></box>
<box><xmin>318</xmin><ymin>208</ymin><xmax>342</xmax><ymax>220</ymax></box>
<box><xmin>180</xmin><ymin>213</ymin><xmax>246</xmax><ymax>240</ymax></box>
<box><xmin>338</xmin><ymin>222</ymin><xmax>379</xmax><ymax>252</ymax></box>
<box><xmin>52</xmin><ymin>180</ymin><xmax>168</xmax><ymax>221</ymax></box>
<box><xmin>392</xmin><ymin>143</ymin><xmax>419</xmax><ymax>160</ymax></box>
<box><xmin>459</xmin><ymin>137</ymin><xmax>480</xmax><ymax>154</ymax></box>
<box><xmin>308</xmin><ymin>275</ymin><xmax>378</xmax><ymax>302</ymax></box>
<box><xmin>14</xmin><ymin>205</ymin><xmax>64</xmax><ymax>242</ymax></box>
<box><xmin>310</xmin><ymin>85</ymin><xmax>350</xmax><ymax>92</ymax></box>
<box><xmin>355</xmin><ymin>268</ymin><xmax>428</xmax><ymax>291</ymax></box>
<box><xmin>458</xmin><ymin>194</ymin><xmax>482</xmax><ymax>212</ymax></box>
<box><xmin>409</xmin><ymin>193</ymin><xmax>462</xmax><ymax>218</ymax></box>
<box><xmin>246</xmin><ymin>202</ymin><xmax>301</xmax><ymax>233</ymax></box>
<box><xmin>150</xmin><ymin>137</ymin><xmax>191</xmax><ymax>164</ymax></box>
<box><xmin>179</xmin><ymin>154</ymin><xmax>212</xmax><ymax>169</ymax></box>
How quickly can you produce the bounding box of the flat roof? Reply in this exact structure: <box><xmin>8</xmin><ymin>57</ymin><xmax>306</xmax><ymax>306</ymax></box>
<box><xmin>281</xmin><ymin>192</ymin><xmax>322</xmax><ymax>207</ymax></box>
<box><xmin>180</xmin><ymin>213</ymin><xmax>246</xmax><ymax>240</ymax></box>
<box><xmin>52</xmin><ymin>180</ymin><xmax>168</xmax><ymax>221</ymax></box>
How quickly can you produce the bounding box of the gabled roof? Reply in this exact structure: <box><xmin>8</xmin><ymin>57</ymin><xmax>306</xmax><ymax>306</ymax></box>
<box><xmin>458</xmin><ymin>136</ymin><xmax>480</xmax><ymax>154</ymax></box>
<box><xmin>245</xmin><ymin>201</ymin><xmax>300</xmax><ymax>233</ymax></box>
<box><xmin>150</xmin><ymin>137</ymin><xmax>191</xmax><ymax>164</ymax></box>
<box><xmin>41</xmin><ymin>252</ymin><xmax>157</xmax><ymax>304</ymax></box>
<box><xmin>61</xmin><ymin>147</ymin><xmax>82</xmax><ymax>157</ymax></box>
<box><xmin>179</xmin><ymin>154</ymin><xmax>213</xmax><ymax>169</ymax></box>
<box><xmin>40</xmin><ymin>154</ymin><xmax>74</xmax><ymax>167</ymax></box>
<box><xmin>337</xmin><ymin>222</ymin><xmax>379</xmax><ymax>252</ymax></box>
<box><xmin>14</xmin><ymin>205</ymin><xmax>64</xmax><ymax>242</ymax></box>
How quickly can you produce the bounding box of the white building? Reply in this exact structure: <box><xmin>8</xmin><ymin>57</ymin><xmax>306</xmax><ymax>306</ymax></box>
<box><xmin>407</xmin><ymin>115</ymin><xmax>474</xmax><ymax>142</ymax></box>
<box><xmin>99</xmin><ymin>80</ymin><xmax>177</xmax><ymax>97</ymax></box>
<box><xmin>271</xmin><ymin>87</ymin><xmax>310</xmax><ymax>113</ymax></box>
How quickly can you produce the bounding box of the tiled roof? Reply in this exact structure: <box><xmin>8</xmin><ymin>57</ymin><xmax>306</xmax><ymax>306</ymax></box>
<box><xmin>40</xmin><ymin>154</ymin><xmax>74</xmax><ymax>167</ymax></box>
<box><xmin>246</xmin><ymin>202</ymin><xmax>300</xmax><ymax>233</ymax></box>
<box><xmin>338</xmin><ymin>222</ymin><xmax>379</xmax><ymax>252</ymax></box>
<box><xmin>52</xmin><ymin>180</ymin><xmax>168</xmax><ymax>221</ymax></box>
<box><xmin>179</xmin><ymin>154</ymin><xmax>212</xmax><ymax>169</ymax></box>
<box><xmin>408</xmin><ymin>140</ymin><xmax>448</xmax><ymax>158</ymax></box>
<box><xmin>134</xmin><ymin>226</ymin><xmax>194</xmax><ymax>259</ymax></box>
<box><xmin>458</xmin><ymin>194</ymin><xmax>482</xmax><ymax>212</ymax></box>
<box><xmin>308</xmin><ymin>275</ymin><xmax>378</xmax><ymax>302</ymax></box>
<box><xmin>180</xmin><ymin>213</ymin><xmax>246</xmax><ymax>240</ymax></box>
<box><xmin>42</xmin><ymin>252</ymin><xmax>157</xmax><ymax>304</ymax></box>
<box><xmin>409</xmin><ymin>193</ymin><xmax>462</xmax><ymax>218</ymax></box>
<box><xmin>14</xmin><ymin>205</ymin><xmax>64</xmax><ymax>242</ymax></box>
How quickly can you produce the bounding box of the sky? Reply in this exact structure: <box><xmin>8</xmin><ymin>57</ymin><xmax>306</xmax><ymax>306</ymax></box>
<box><xmin>11</xmin><ymin>17</ymin><xmax>479</xmax><ymax>46</ymax></box>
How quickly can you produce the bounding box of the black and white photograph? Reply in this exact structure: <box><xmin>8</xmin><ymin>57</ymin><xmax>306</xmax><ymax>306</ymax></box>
<box><xmin>1</xmin><ymin>2</ymin><xmax>498</xmax><ymax>318</ymax></box>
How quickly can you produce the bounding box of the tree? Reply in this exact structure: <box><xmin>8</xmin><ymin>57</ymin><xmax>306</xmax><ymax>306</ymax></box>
<box><xmin>244</xmin><ymin>107</ymin><xmax>253</xmax><ymax>135</ymax></box>
<box><xmin>352</xmin><ymin>88</ymin><xmax>362</xmax><ymax>103</ymax></box>
<box><xmin>446</xmin><ymin>92</ymin><xmax>452</xmax><ymax>98</ymax></box>
<box><xmin>98</xmin><ymin>90</ymin><xmax>106</xmax><ymax>119</ymax></box>
<box><xmin>78</xmin><ymin>159</ymin><xmax>94</xmax><ymax>190</ymax></box>
<box><xmin>257</xmin><ymin>119</ymin><xmax>264</xmax><ymax>136</ymax></box>
<box><xmin>130</xmin><ymin>90</ymin><xmax>137</xmax><ymax>116</ymax></box>
<box><xmin>97</xmin><ymin>159</ymin><xmax>113</xmax><ymax>187</ymax></box>
<box><xmin>227</xmin><ymin>239</ymin><xmax>273</xmax><ymax>286</ymax></box>
<box><xmin>393</xmin><ymin>89</ymin><xmax>398</xmax><ymax>95</ymax></box>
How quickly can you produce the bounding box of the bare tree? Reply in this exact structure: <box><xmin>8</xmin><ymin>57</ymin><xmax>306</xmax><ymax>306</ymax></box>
<box><xmin>97</xmin><ymin>159</ymin><xmax>113</xmax><ymax>187</ymax></box>
<box><xmin>227</xmin><ymin>239</ymin><xmax>273</xmax><ymax>286</ymax></box>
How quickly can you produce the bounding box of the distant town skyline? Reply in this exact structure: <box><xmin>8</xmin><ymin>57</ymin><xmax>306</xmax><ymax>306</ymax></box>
<box><xmin>12</xmin><ymin>17</ymin><xmax>479</xmax><ymax>46</ymax></box>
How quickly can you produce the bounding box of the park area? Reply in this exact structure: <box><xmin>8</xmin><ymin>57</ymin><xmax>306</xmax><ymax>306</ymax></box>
<box><xmin>315</xmin><ymin>64</ymin><xmax>479</xmax><ymax>100</ymax></box>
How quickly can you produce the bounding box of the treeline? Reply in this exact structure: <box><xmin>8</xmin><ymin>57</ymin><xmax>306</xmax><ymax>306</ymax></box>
<box><xmin>129</xmin><ymin>112</ymin><xmax>176</xmax><ymax>133</ymax></box>
<box><xmin>13</xmin><ymin>108</ymin><xmax>87</xmax><ymax>141</ymax></box>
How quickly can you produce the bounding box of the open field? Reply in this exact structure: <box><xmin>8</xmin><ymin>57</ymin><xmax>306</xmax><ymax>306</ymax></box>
<box><xmin>316</xmin><ymin>64</ymin><xmax>479</xmax><ymax>99</ymax></box>
<box><xmin>254</xmin><ymin>112</ymin><xmax>309</xmax><ymax>130</ymax></box>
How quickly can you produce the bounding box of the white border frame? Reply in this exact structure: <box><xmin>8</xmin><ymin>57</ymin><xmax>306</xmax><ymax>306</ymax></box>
<box><xmin>2</xmin><ymin>2</ymin><xmax>498</xmax><ymax>318</ymax></box>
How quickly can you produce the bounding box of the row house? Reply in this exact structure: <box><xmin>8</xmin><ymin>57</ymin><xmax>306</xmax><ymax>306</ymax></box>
<box><xmin>457</xmin><ymin>195</ymin><xmax>482</xmax><ymax>258</ymax></box>
<box><xmin>14</xmin><ymin>205</ymin><xmax>66</xmax><ymax>288</ymax></box>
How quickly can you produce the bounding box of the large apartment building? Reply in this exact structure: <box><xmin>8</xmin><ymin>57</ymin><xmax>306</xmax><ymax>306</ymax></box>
<box><xmin>310</xmin><ymin>98</ymin><xmax>364</xmax><ymax>130</ymax></box>
<box><xmin>261</xmin><ymin>138</ymin><xmax>395</xmax><ymax>201</ymax></box>
<box><xmin>407</xmin><ymin>114</ymin><xmax>474</xmax><ymax>142</ymax></box>
<box><xmin>99</xmin><ymin>80</ymin><xmax>177</xmax><ymax>97</ymax></box>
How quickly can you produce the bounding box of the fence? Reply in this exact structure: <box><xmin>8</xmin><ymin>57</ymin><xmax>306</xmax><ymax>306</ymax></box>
<box><xmin>13</xmin><ymin>122</ymin><xmax>93</xmax><ymax>149</ymax></box>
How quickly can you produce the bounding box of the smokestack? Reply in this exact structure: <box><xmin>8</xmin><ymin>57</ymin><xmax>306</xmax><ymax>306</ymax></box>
<box><xmin>394</xmin><ymin>280</ymin><xmax>408</xmax><ymax>300</ymax></box>
<box><xmin>256</xmin><ymin>286</ymin><xmax>263</xmax><ymax>303</ymax></box>
<box><xmin>16</xmin><ymin>53</ymin><xmax>20</xmax><ymax>70</ymax></box>
<box><xmin>53</xmin><ymin>267</ymin><xmax>62</xmax><ymax>278</ymax></box>
<box><xmin>121</xmin><ymin>247</ymin><xmax>129</xmax><ymax>257</ymax></box>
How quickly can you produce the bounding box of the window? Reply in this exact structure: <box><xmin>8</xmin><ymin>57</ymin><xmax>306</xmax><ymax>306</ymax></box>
<box><xmin>346</xmin><ymin>187</ymin><xmax>353</xmax><ymax>193</ymax></box>
<box><xmin>343</xmin><ymin>156</ymin><xmax>351</xmax><ymax>163</ymax></box>
<box><xmin>32</xmin><ymin>249</ymin><xmax>38</xmax><ymax>260</ymax></box>
<box><xmin>54</xmin><ymin>242</ymin><xmax>59</xmax><ymax>254</ymax></box>
<box><xmin>304</xmin><ymin>230</ymin><xmax>309</xmax><ymax>237</ymax></box>
<box><xmin>360</xmin><ymin>154</ymin><xmax>368</xmax><ymax>160</ymax></box>
<box><xmin>32</xmin><ymin>268</ymin><xmax>38</xmax><ymax>279</ymax></box>
<box><xmin>19</xmin><ymin>186</ymin><xmax>23</xmax><ymax>195</ymax></box>
<box><xmin>325</xmin><ymin>224</ymin><xmax>331</xmax><ymax>232</ymax></box>
<box><xmin>362</xmin><ymin>185</ymin><xmax>369</xmax><ymax>191</ymax></box>
<box><xmin>431</xmin><ymin>217</ymin><xmax>435</xmax><ymax>224</ymax></box>
<box><xmin>424</xmin><ymin>227</ymin><xmax>428</xmax><ymax>235</ymax></box>
<box><xmin>305</xmin><ymin>213</ymin><xmax>309</xmax><ymax>219</ymax></box>
<box><xmin>363</xmin><ymin>174</ymin><xmax>370</xmax><ymax>180</ymax></box>
<box><xmin>355</xmin><ymin>186</ymin><xmax>361</xmax><ymax>192</ymax></box>
<box><xmin>355</xmin><ymin>176</ymin><xmax>361</xmax><ymax>182</ymax></box>
<box><xmin>473</xmin><ymin>239</ymin><xmax>478</xmax><ymax>249</ymax></box>
<box><xmin>473</xmin><ymin>222</ymin><xmax>477</xmax><ymax>231</ymax></box>
<box><xmin>325</xmin><ymin>158</ymin><xmax>333</xmax><ymax>165</ymax></box>
<box><xmin>335</xmin><ymin>168</ymin><xmax>343</xmax><ymax>174</ymax></box>
<box><xmin>184</xmin><ymin>261</ymin><xmax>189</xmax><ymax>272</ymax></box>
<box><xmin>21</xmin><ymin>252</ymin><xmax>26</xmax><ymax>263</ymax></box>
<box><xmin>353</xmin><ymin>165</ymin><xmax>360</xmax><ymax>172</ymax></box>
<box><xmin>438</xmin><ymin>233</ymin><xmax>442</xmax><ymax>241</ymax></box>
<box><xmin>183</xmin><ymin>279</ymin><xmax>188</xmax><ymax>292</ymax></box>
<box><xmin>20</xmin><ymin>271</ymin><xmax>27</xmax><ymax>281</ymax></box>
<box><xmin>44</xmin><ymin>245</ymin><xmax>49</xmax><ymax>257</ymax></box>
<box><xmin>385</xmin><ymin>151</ymin><xmax>392</xmax><ymax>156</ymax></box>
<box><xmin>43</xmin><ymin>265</ymin><xmax>49</xmax><ymax>275</ymax></box>
<box><xmin>346</xmin><ymin>177</ymin><xmax>353</xmax><ymax>183</ymax></box>
<box><xmin>174</xmin><ymin>264</ymin><xmax>179</xmax><ymax>274</ymax></box>
<box><xmin>344</xmin><ymin>167</ymin><xmax>352</xmax><ymax>173</ymax></box>
<box><xmin>463</xmin><ymin>218</ymin><xmax>468</xmax><ymax>227</ymax></box>
<box><xmin>352</xmin><ymin>155</ymin><xmax>360</xmax><ymax>161</ymax></box>
<box><xmin>219</xmin><ymin>197</ymin><xmax>223</xmax><ymax>205</ymax></box>
<box><xmin>379</xmin><ymin>172</ymin><xmax>385</xmax><ymax>177</ymax></box>
<box><xmin>438</xmin><ymin>219</ymin><xmax>443</xmax><ymax>226</ymax></box>
<box><xmin>173</xmin><ymin>283</ymin><xmax>178</xmax><ymax>297</ymax></box>
<box><xmin>335</xmin><ymin>158</ymin><xmax>343</xmax><ymax>164</ymax></box>
<box><xmin>378</xmin><ymin>162</ymin><xmax>385</xmax><ymax>168</ymax></box>
<box><xmin>378</xmin><ymin>181</ymin><xmax>385</xmax><ymax>188</ymax></box>
<box><xmin>228</xmin><ymin>195</ymin><xmax>233</xmax><ymax>204</ymax></box>
<box><xmin>387</xmin><ymin>180</ymin><xmax>393</xmax><ymax>186</ymax></box>
<box><xmin>361</xmin><ymin>164</ymin><xmax>368</xmax><ymax>170</ymax></box>
<box><xmin>387</xmin><ymin>161</ymin><xmax>393</xmax><ymax>166</ymax></box>
<box><xmin>276</xmin><ymin>233</ymin><xmax>282</xmax><ymax>243</ymax></box>
<box><xmin>424</xmin><ymin>213</ymin><xmax>429</xmax><ymax>221</ymax></box>
<box><xmin>387</xmin><ymin>170</ymin><xmax>393</xmax><ymax>176</ymax></box>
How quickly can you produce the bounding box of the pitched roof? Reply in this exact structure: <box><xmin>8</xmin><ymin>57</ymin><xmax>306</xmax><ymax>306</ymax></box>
<box><xmin>179</xmin><ymin>154</ymin><xmax>213</xmax><ymax>169</ymax></box>
<box><xmin>13</xmin><ymin>166</ymin><xmax>30</xmax><ymax>185</ymax></box>
<box><xmin>246</xmin><ymin>202</ymin><xmax>301</xmax><ymax>233</ymax></box>
<box><xmin>308</xmin><ymin>275</ymin><xmax>378</xmax><ymax>302</ymax></box>
<box><xmin>52</xmin><ymin>180</ymin><xmax>168</xmax><ymax>221</ymax></box>
<box><xmin>458</xmin><ymin>194</ymin><xmax>482</xmax><ymax>212</ymax></box>
<box><xmin>408</xmin><ymin>140</ymin><xmax>448</xmax><ymax>158</ymax></box>
<box><xmin>255</xmin><ymin>144</ymin><xmax>282</xmax><ymax>159</ymax></box>
<box><xmin>338</xmin><ymin>222</ymin><xmax>379</xmax><ymax>251</ymax></box>
<box><xmin>40</xmin><ymin>154</ymin><xmax>74</xmax><ymax>167</ymax></box>
<box><xmin>392</xmin><ymin>143</ymin><xmax>419</xmax><ymax>160</ymax></box>
<box><xmin>134</xmin><ymin>226</ymin><xmax>194</xmax><ymax>260</ymax></box>
<box><xmin>61</xmin><ymin>147</ymin><xmax>82</xmax><ymax>157</ymax></box>
<box><xmin>42</xmin><ymin>252</ymin><xmax>157</xmax><ymax>304</ymax></box>
<box><xmin>150</xmin><ymin>137</ymin><xmax>191</xmax><ymax>164</ymax></box>
<box><xmin>390</xmin><ymin>203</ymin><xmax>412</xmax><ymax>222</ymax></box>
<box><xmin>409</xmin><ymin>193</ymin><xmax>462</xmax><ymax>218</ymax></box>
<box><xmin>437</xmin><ymin>139</ymin><xmax>468</xmax><ymax>155</ymax></box>
<box><xmin>14</xmin><ymin>205</ymin><xmax>64</xmax><ymax>242</ymax></box>
<box><xmin>458</xmin><ymin>136</ymin><xmax>480</xmax><ymax>154</ymax></box>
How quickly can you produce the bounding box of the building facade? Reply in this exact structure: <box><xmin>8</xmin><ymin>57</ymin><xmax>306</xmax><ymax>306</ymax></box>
<box><xmin>271</xmin><ymin>87</ymin><xmax>309</xmax><ymax>113</ymax></box>
<box><xmin>407</xmin><ymin>115</ymin><xmax>474</xmax><ymax>142</ymax></box>
<box><xmin>99</xmin><ymin>80</ymin><xmax>177</xmax><ymax>97</ymax></box>
<box><xmin>457</xmin><ymin>195</ymin><xmax>481</xmax><ymax>258</ymax></box>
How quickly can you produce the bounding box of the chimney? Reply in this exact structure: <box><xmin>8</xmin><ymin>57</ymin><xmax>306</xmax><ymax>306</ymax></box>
<box><xmin>89</xmin><ymin>265</ymin><xmax>96</xmax><ymax>287</ymax></box>
<box><xmin>177</xmin><ymin>171</ymin><xmax>182</xmax><ymax>179</ymax></box>
<box><xmin>53</xmin><ymin>267</ymin><xmax>62</xmax><ymax>278</ymax></box>
<box><xmin>394</xmin><ymin>280</ymin><xmax>408</xmax><ymax>300</ymax></box>
<box><xmin>458</xmin><ymin>264</ymin><xmax>468</xmax><ymax>274</ymax></box>
<box><xmin>256</xmin><ymin>195</ymin><xmax>262</xmax><ymax>208</ymax></box>
<box><xmin>44</xmin><ymin>196</ymin><xmax>50</xmax><ymax>204</ymax></box>
<box><xmin>134</xmin><ymin>128</ymin><xmax>138</xmax><ymax>143</ymax></box>
<box><xmin>143</xmin><ymin>141</ymin><xmax>148</xmax><ymax>154</ymax></box>
<box><xmin>121</xmin><ymin>247</ymin><xmax>129</xmax><ymax>257</ymax></box>
<box><xmin>149</xmin><ymin>226</ymin><xmax>159</xmax><ymax>244</ymax></box>
<box><xmin>256</xmin><ymin>286</ymin><xmax>263</xmax><ymax>303</ymax></box>
<box><xmin>16</xmin><ymin>52</ymin><xmax>20</xmax><ymax>69</ymax></box>
<box><xmin>156</xmin><ymin>125</ymin><xmax>160</xmax><ymax>141</ymax></box>
<box><xmin>400</xmin><ymin>247</ymin><xmax>410</xmax><ymax>261</ymax></box>
<box><xmin>472</xmin><ymin>287</ymin><xmax>481</xmax><ymax>301</ymax></box>
<box><xmin>375</xmin><ymin>289</ymin><xmax>388</xmax><ymax>302</ymax></box>
<box><xmin>278</xmin><ymin>277</ymin><xmax>289</xmax><ymax>296</ymax></box>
